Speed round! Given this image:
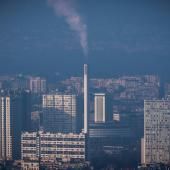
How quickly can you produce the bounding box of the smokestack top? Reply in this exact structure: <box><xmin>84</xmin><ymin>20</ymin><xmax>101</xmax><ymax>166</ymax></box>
<box><xmin>84</xmin><ymin>64</ymin><xmax>88</xmax><ymax>74</ymax></box>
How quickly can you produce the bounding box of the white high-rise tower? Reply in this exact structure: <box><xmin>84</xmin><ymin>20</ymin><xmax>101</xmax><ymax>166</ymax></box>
<box><xmin>84</xmin><ymin>64</ymin><xmax>88</xmax><ymax>134</ymax></box>
<box><xmin>0</xmin><ymin>97</ymin><xmax>12</xmax><ymax>160</ymax></box>
<box><xmin>94</xmin><ymin>93</ymin><xmax>106</xmax><ymax>123</ymax></box>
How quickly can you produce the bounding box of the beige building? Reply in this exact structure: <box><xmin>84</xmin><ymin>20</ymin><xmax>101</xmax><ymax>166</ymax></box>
<box><xmin>42</xmin><ymin>94</ymin><xmax>77</xmax><ymax>133</ymax></box>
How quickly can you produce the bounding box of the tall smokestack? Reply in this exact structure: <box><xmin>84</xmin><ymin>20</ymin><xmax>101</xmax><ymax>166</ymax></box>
<box><xmin>84</xmin><ymin>64</ymin><xmax>88</xmax><ymax>134</ymax></box>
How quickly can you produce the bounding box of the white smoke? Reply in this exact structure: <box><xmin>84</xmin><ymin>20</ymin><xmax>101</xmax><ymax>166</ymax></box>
<box><xmin>48</xmin><ymin>0</ymin><xmax>88</xmax><ymax>56</ymax></box>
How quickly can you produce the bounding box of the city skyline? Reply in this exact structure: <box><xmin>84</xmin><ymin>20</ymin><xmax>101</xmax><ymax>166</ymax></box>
<box><xmin>1</xmin><ymin>0</ymin><xmax>170</xmax><ymax>169</ymax></box>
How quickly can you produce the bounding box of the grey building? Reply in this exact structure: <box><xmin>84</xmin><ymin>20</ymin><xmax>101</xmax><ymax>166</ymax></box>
<box><xmin>142</xmin><ymin>100</ymin><xmax>170</xmax><ymax>164</ymax></box>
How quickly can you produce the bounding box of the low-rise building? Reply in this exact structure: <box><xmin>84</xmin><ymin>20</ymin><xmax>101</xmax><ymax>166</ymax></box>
<box><xmin>21</xmin><ymin>131</ymin><xmax>85</xmax><ymax>163</ymax></box>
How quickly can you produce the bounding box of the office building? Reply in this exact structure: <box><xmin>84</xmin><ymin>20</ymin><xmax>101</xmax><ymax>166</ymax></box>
<box><xmin>42</xmin><ymin>94</ymin><xmax>77</xmax><ymax>133</ymax></box>
<box><xmin>142</xmin><ymin>100</ymin><xmax>170</xmax><ymax>164</ymax></box>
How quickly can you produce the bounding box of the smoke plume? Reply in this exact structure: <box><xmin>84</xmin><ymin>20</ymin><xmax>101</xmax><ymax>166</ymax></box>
<box><xmin>48</xmin><ymin>0</ymin><xmax>88</xmax><ymax>56</ymax></box>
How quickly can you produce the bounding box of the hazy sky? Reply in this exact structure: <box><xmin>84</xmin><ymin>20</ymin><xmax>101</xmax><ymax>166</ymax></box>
<box><xmin>0</xmin><ymin>0</ymin><xmax>170</xmax><ymax>78</ymax></box>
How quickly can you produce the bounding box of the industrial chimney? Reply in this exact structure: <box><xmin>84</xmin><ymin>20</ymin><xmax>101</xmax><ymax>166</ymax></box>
<box><xmin>84</xmin><ymin>64</ymin><xmax>88</xmax><ymax>134</ymax></box>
